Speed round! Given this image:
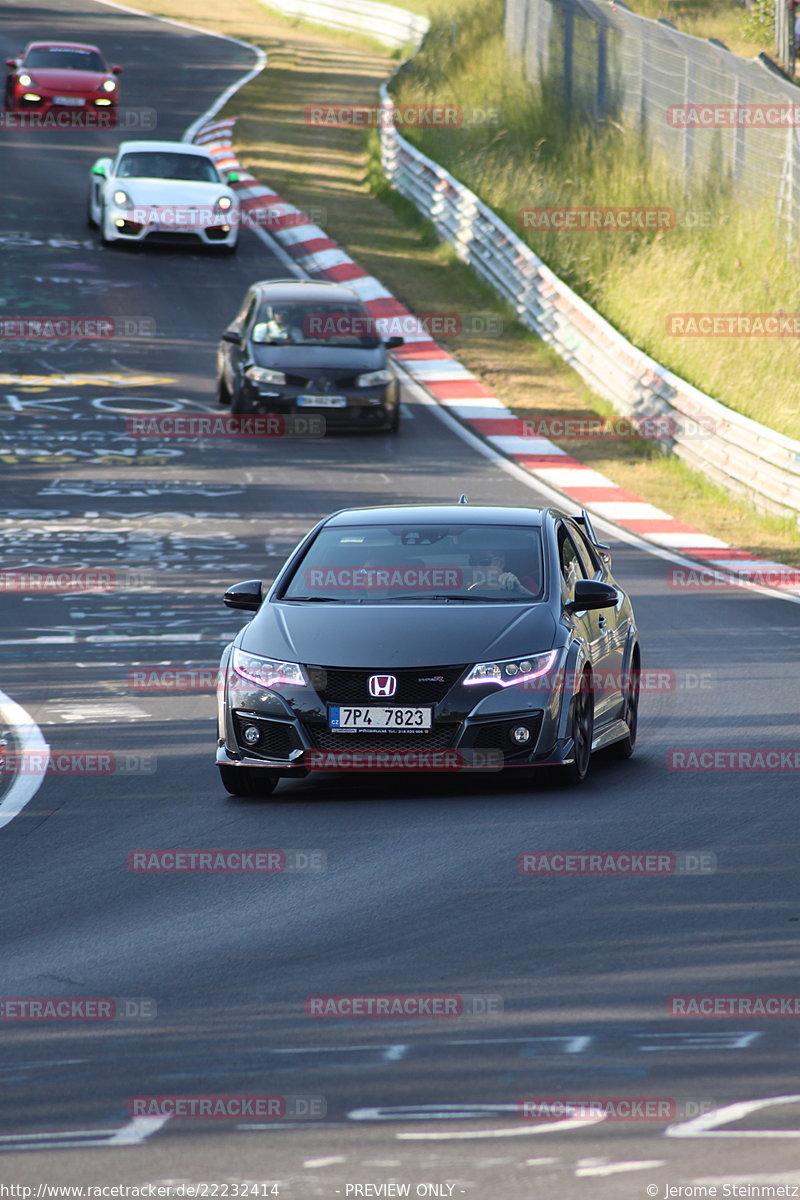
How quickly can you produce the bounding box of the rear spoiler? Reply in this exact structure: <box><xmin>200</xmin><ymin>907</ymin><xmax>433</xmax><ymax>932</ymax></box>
<box><xmin>574</xmin><ymin>508</ymin><xmax>612</xmax><ymax>566</ymax></box>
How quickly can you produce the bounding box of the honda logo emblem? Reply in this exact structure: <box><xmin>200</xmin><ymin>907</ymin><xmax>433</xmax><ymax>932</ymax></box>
<box><xmin>368</xmin><ymin>674</ymin><xmax>397</xmax><ymax>698</ymax></box>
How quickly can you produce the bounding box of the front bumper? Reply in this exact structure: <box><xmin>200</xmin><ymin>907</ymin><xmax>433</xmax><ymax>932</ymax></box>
<box><xmin>9</xmin><ymin>90</ymin><xmax>117</xmax><ymax>122</ymax></box>
<box><xmin>218</xmin><ymin>665</ymin><xmax>578</xmax><ymax>775</ymax></box>
<box><xmin>243</xmin><ymin>382</ymin><xmax>397</xmax><ymax>430</ymax></box>
<box><xmin>105</xmin><ymin>210</ymin><xmax>238</xmax><ymax>247</ymax></box>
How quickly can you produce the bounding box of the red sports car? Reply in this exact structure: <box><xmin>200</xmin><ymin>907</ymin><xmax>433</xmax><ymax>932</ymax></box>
<box><xmin>4</xmin><ymin>42</ymin><xmax>122</xmax><ymax>125</ymax></box>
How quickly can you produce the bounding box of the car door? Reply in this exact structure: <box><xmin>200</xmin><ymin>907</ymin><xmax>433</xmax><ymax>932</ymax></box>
<box><xmin>557</xmin><ymin>521</ymin><xmax>617</xmax><ymax>725</ymax></box>
<box><xmin>569</xmin><ymin>520</ymin><xmax>628</xmax><ymax>719</ymax></box>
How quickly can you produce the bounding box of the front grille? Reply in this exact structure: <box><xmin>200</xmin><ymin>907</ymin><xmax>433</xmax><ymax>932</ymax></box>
<box><xmin>233</xmin><ymin>713</ymin><xmax>300</xmax><ymax>759</ymax></box>
<box><xmin>284</xmin><ymin>373</ymin><xmax>359</xmax><ymax>389</ymax></box>
<box><xmin>309</xmin><ymin>726</ymin><xmax>457</xmax><ymax>752</ymax></box>
<box><xmin>310</xmin><ymin>666</ymin><xmax>465</xmax><ymax>707</ymax></box>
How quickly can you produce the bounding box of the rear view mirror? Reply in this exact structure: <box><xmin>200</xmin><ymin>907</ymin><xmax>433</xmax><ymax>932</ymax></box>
<box><xmin>385</xmin><ymin>336</ymin><xmax>404</xmax><ymax>349</ymax></box>
<box><xmin>111</xmin><ymin>65</ymin><xmax>123</xmax><ymax>74</ymax></box>
<box><xmin>223</xmin><ymin>580</ymin><xmax>263</xmax><ymax>611</ymax></box>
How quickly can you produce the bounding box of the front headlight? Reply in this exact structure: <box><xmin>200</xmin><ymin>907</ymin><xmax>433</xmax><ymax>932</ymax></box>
<box><xmin>216</xmin><ymin>195</ymin><xmax>233</xmax><ymax>211</ymax></box>
<box><xmin>18</xmin><ymin>73</ymin><xmax>33</xmax><ymax>87</ymax></box>
<box><xmin>356</xmin><ymin>368</ymin><xmax>390</xmax><ymax>388</ymax></box>
<box><xmin>464</xmin><ymin>649</ymin><xmax>559</xmax><ymax>688</ymax></box>
<box><xmin>101</xmin><ymin>79</ymin><xmax>117</xmax><ymax>92</ymax></box>
<box><xmin>112</xmin><ymin>189</ymin><xmax>132</xmax><ymax>209</ymax></box>
<box><xmin>245</xmin><ymin>366</ymin><xmax>286</xmax><ymax>386</ymax></box>
<box><xmin>232</xmin><ymin>648</ymin><xmax>306</xmax><ymax>690</ymax></box>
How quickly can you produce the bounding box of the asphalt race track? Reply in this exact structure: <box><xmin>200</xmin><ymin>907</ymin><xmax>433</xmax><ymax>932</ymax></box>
<box><xmin>1</xmin><ymin>1</ymin><xmax>800</xmax><ymax>1196</ymax></box>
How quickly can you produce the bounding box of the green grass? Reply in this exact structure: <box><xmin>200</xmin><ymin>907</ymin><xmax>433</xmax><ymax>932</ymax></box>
<box><xmin>388</xmin><ymin>0</ymin><xmax>800</xmax><ymax>440</ymax></box>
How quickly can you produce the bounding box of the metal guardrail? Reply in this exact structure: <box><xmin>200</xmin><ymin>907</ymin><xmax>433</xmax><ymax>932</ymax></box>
<box><xmin>260</xmin><ymin>0</ymin><xmax>800</xmax><ymax>520</ymax></box>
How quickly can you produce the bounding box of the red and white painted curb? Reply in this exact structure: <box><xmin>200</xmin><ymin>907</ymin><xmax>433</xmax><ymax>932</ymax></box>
<box><xmin>196</xmin><ymin>116</ymin><xmax>800</xmax><ymax>597</ymax></box>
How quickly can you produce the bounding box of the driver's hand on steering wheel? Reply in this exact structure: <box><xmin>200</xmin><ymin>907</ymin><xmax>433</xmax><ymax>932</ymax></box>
<box><xmin>497</xmin><ymin>571</ymin><xmax>522</xmax><ymax>591</ymax></box>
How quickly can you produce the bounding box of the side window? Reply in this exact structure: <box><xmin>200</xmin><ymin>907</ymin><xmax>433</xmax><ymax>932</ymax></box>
<box><xmin>570</xmin><ymin>524</ymin><xmax>602</xmax><ymax>576</ymax></box>
<box><xmin>557</xmin><ymin>524</ymin><xmax>590</xmax><ymax>594</ymax></box>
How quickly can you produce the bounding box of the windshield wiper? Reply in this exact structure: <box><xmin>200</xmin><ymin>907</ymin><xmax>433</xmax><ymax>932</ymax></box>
<box><xmin>282</xmin><ymin>595</ymin><xmax>345</xmax><ymax>603</ymax></box>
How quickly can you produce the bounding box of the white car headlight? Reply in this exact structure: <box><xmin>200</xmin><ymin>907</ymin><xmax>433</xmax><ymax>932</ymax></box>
<box><xmin>245</xmin><ymin>366</ymin><xmax>286</xmax><ymax>385</ymax></box>
<box><xmin>464</xmin><ymin>649</ymin><xmax>559</xmax><ymax>688</ymax></box>
<box><xmin>112</xmin><ymin>189</ymin><xmax>132</xmax><ymax>209</ymax></box>
<box><xmin>232</xmin><ymin>648</ymin><xmax>306</xmax><ymax>689</ymax></box>
<box><xmin>356</xmin><ymin>368</ymin><xmax>390</xmax><ymax>388</ymax></box>
<box><xmin>216</xmin><ymin>195</ymin><xmax>233</xmax><ymax>211</ymax></box>
<box><xmin>101</xmin><ymin>79</ymin><xmax>117</xmax><ymax>92</ymax></box>
<box><xmin>18</xmin><ymin>72</ymin><xmax>33</xmax><ymax>87</ymax></box>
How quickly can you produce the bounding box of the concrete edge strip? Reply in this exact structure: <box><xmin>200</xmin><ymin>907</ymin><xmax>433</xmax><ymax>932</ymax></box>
<box><xmin>0</xmin><ymin>691</ymin><xmax>50</xmax><ymax>832</ymax></box>
<box><xmin>196</xmin><ymin>121</ymin><xmax>800</xmax><ymax>603</ymax></box>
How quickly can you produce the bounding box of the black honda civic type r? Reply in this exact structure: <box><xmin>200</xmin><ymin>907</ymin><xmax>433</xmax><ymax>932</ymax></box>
<box><xmin>216</xmin><ymin>503</ymin><xmax>640</xmax><ymax>795</ymax></box>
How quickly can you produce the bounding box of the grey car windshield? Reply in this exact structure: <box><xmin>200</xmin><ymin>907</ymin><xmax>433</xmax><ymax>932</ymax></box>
<box><xmin>116</xmin><ymin>153</ymin><xmax>220</xmax><ymax>183</ymax></box>
<box><xmin>282</xmin><ymin>524</ymin><xmax>545</xmax><ymax>602</ymax></box>
<box><xmin>253</xmin><ymin>302</ymin><xmax>381</xmax><ymax>348</ymax></box>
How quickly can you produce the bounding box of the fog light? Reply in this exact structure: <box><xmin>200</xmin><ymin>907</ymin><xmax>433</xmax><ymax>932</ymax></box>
<box><xmin>243</xmin><ymin>724</ymin><xmax>260</xmax><ymax>745</ymax></box>
<box><xmin>114</xmin><ymin>218</ymin><xmax>125</xmax><ymax>228</ymax></box>
<box><xmin>510</xmin><ymin>725</ymin><xmax>531</xmax><ymax>745</ymax></box>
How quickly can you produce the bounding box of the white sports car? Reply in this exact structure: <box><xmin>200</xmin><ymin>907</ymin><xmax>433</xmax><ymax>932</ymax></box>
<box><xmin>88</xmin><ymin>139</ymin><xmax>241</xmax><ymax>253</ymax></box>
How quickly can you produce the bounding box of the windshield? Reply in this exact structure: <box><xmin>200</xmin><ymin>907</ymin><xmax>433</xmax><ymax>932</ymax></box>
<box><xmin>25</xmin><ymin>47</ymin><xmax>106</xmax><ymax>72</ymax></box>
<box><xmin>252</xmin><ymin>302</ymin><xmax>381</xmax><ymax>348</ymax></box>
<box><xmin>281</xmin><ymin>523</ymin><xmax>545</xmax><ymax>602</ymax></box>
<box><xmin>116</xmin><ymin>153</ymin><xmax>220</xmax><ymax>183</ymax></box>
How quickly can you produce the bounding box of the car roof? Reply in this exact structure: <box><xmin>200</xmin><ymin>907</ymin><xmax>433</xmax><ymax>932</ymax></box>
<box><xmin>247</xmin><ymin>279</ymin><xmax>361</xmax><ymax>305</ymax></box>
<box><xmin>323</xmin><ymin>504</ymin><xmax>553</xmax><ymax>527</ymax></box>
<box><xmin>25</xmin><ymin>42</ymin><xmax>105</xmax><ymax>53</ymax></box>
<box><xmin>115</xmin><ymin>141</ymin><xmax>214</xmax><ymax>158</ymax></box>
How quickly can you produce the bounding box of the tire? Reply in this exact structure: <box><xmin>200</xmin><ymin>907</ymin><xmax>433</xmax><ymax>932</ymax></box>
<box><xmin>560</xmin><ymin>668</ymin><xmax>594</xmax><ymax>785</ymax></box>
<box><xmin>87</xmin><ymin>197</ymin><xmax>98</xmax><ymax>229</ymax></box>
<box><xmin>230</xmin><ymin>379</ymin><xmax>250</xmax><ymax>415</ymax></box>
<box><xmin>386</xmin><ymin>403</ymin><xmax>400</xmax><ymax>434</ymax></box>
<box><xmin>216</xmin><ymin>375</ymin><xmax>231</xmax><ymax>407</ymax></box>
<box><xmin>99</xmin><ymin>203</ymin><xmax>112</xmax><ymax>247</ymax></box>
<box><xmin>608</xmin><ymin>650</ymin><xmax>640</xmax><ymax>760</ymax></box>
<box><xmin>219</xmin><ymin>764</ymin><xmax>278</xmax><ymax>797</ymax></box>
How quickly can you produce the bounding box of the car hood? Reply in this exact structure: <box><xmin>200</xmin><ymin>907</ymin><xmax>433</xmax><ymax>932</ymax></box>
<box><xmin>26</xmin><ymin>68</ymin><xmax>108</xmax><ymax>90</ymax></box>
<box><xmin>107</xmin><ymin>179</ymin><xmax>233</xmax><ymax>205</ymax></box>
<box><xmin>240</xmin><ymin>601</ymin><xmax>558</xmax><ymax>667</ymax></box>
<box><xmin>251</xmin><ymin>344</ymin><xmax>385</xmax><ymax>372</ymax></box>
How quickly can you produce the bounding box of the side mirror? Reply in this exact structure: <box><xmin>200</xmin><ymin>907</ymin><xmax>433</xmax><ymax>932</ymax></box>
<box><xmin>91</xmin><ymin>161</ymin><xmax>108</xmax><ymax>178</ymax></box>
<box><xmin>5</xmin><ymin>59</ymin><xmax>16</xmax><ymax>69</ymax></box>
<box><xmin>227</xmin><ymin>171</ymin><xmax>240</xmax><ymax>183</ymax></box>
<box><xmin>564</xmin><ymin>579</ymin><xmax>618</xmax><ymax>613</ymax></box>
<box><xmin>385</xmin><ymin>335</ymin><xmax>404</xmax><ymax>349</ymax></box>
<box><xmin>223</xmin><ymin>580</ymin><xmax>263</xmax><ymax>611</ymax></box>
<box><xmin>111</xmin><ymin>65</ymin><xmax>123</xmax><ymax>74</ymax></box>
<box><xmin>222</xmin><ymin>330</ymin><xmax>242</xmax><ymax>345</ymax></box>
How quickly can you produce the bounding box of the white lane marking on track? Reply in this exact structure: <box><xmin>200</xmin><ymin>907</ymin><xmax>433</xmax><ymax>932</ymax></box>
<box><xmin>396</xmin><ymin>1116</ymin><xmax>606</xmax><ymax>1141</ymax></box>
<box><xmin>0</xmin><ymin>690</ymin><xmax>50</xmax><ymax>831</ymax></box>
<box><xmin>524</xmin><ymin>1158</ymin><xmax>559</xmax><ymax>1165</ymax></box>
<box><xmin>666</xmin><ymin>1094</ymin><xmax>800</xmax><ymax>1138</ymax></box>
<box><xmin>397</xmin><ymin>367</ymin><xmax>800</xmax><ymax>608</ymax></box>
<box><xmin>0</xmin><ymin>1115</ymin><xmax>169</xmax><ymax>1151</ymax></box>
<box><xmin>303</xmin><ymin>1156</ymin><xmax>347</xmax><ymax>1167</ymax></box>
<box><xmin>575</xmin><ymin>1158</ymin><xmax>666</xmax><ymax>1176</ymax></box>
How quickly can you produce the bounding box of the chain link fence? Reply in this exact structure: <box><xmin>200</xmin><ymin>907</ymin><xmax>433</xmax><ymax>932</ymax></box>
<box><xmin>505</xmin><ymin>0</ymin><xmax>800</xmax><ymax>230</ymax></box>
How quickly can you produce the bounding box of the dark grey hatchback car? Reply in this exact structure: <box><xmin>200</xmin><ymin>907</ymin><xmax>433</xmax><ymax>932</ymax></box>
<box><xmin>215</xmin><ymin>503</ymin><xmax>641</xmax><ymax>796</ymax></box>
<box><xmin>215</xmin><ymin>279</ymin><xmax>403</xmax><ymax>432</ymax></box>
